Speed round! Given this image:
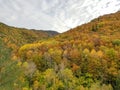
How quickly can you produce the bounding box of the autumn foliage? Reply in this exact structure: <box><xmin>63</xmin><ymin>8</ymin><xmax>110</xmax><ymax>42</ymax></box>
<box><xmin>1</xmin><ymin>11</ymin><xmax>120</xmax><ymax>90</ymax></box>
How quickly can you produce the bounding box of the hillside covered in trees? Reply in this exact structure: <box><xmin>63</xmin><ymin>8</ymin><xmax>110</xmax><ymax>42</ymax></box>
<box><xmin>1</xmin><ymin>11</ymin><xmax>120</xmax><ymax>90</ymax></box>
<box><xmin>18</xmin><ymin>11</ymin><xmax>120</xmax><ymax>90</ymax></box>
<box><xmin>0</xmin><ymin>22</ymin><xmax>58</xmax><ymax>90</ymax></box>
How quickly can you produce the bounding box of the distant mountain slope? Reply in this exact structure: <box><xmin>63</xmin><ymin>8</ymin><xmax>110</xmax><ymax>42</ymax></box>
<box><xmin>18</xmin><ymin>11</ymin><xmax>120</xmax><ymax>90</ymax></box>
<box><xmin>0</xmin><ymin>22</ymin><xmax>58</xmax><ymax>46</ymax></box>
<box><xmin>58</xmin><ymin>11</ymin><xmax>120</xmax><ymax>39</ymax></box>
<box><xmin>44</xmin><ymin>30</ymin><xmax>60</xmax><ymax>36</ymax></box>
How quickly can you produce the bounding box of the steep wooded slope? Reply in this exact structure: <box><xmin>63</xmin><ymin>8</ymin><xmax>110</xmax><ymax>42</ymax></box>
<box><xmin>19</xmin><ymin>11</ymin><xmax>120</xmax><ymax>90</ymax></box>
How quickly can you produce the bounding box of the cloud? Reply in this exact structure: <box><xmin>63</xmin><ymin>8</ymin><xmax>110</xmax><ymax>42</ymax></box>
<box><xmin>0</xmin><ymin>0</ymin><xmax>120</xmax><ymax>32</ymax></box>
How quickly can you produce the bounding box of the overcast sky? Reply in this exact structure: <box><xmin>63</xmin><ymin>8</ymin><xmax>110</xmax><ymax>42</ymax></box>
<box><xmin>0</xmin><ymin>0</ymin><xmax>120</xmax><ymax>32</ymax></box>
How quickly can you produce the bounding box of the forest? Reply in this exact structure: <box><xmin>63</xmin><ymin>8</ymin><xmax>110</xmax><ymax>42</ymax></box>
<box><xmin>0</xmin><ymin>11</ymin><xmax>120</xmax><ymax>90</ymax></box>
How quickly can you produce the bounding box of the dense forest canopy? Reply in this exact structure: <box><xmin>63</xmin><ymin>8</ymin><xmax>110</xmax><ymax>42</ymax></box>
<box><xmin>0</xmin><ymin>11</ymin><xmax>120</xmax><ymax>90</ymax></box>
